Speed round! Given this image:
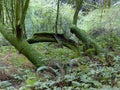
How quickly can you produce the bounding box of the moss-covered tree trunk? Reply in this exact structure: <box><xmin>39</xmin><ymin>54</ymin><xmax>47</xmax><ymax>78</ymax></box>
<box><xmin>27</xmin><ymin>32</ymin><xmax>79</xmax><ymax>52</ymax></box>
<box><xmin>73</xmin><ymin>0</ymin><xmax>83</xmax><ymax>25</ymax></box>
<box><xmin>0</xmin><ymin>24</ymin><xmax>45</xmax><ymax>68</ymax></box>
<box><xmin>0</xmin><ymin>1</ymin><xmax>44</xmax><ymax>68</ymax></box>
<box><xmin>71</xmin><ymin>0</ymin><xmax>101</xmax><ymax>55</ymax></box>
<box><xmin>70</xmin><ymin>25</ymin><xmax>101</xmax><ymax>55</ymax></box>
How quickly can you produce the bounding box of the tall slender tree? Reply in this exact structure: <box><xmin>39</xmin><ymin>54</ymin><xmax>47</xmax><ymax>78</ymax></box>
<box><xmin>73</xmin><ymin>0</ymin><xmax>83</xmax><ymax>25</ymax></box>
<box><xmin>55</xmin><ymin>0</ymin><xmax>60</xmax><ymax>33</ymax></box>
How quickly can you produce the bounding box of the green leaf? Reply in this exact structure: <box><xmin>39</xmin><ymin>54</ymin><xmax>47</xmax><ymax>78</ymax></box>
<box><xmin>37</xmin><ymin>66</ymin><xmax>49</xmax><ymax>72</ymax></box>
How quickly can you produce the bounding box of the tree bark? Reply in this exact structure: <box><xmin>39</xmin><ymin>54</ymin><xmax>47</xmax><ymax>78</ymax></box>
<box><xmin>0</xmin><ymin>24</ymin><xmax>45</xmax><ymax>68</ymax></box>
<box><xmin>73</xmin><ymin>0</ymin><xmax>83</xmax><ymax>25</ymax></box>
<box><xmin>55</xmin><ymin>0</ymin><xmax>60</xmax><ymax>33</ymax></box>
<box><xmin>27</xmin><ymin>33</ymin><xmax>78</xmax><ymax>52</ymax></box>
<box><xmin>70</xmin><ymin>25</ymin><xmax>101</xmax><ymax>55</ymax></box>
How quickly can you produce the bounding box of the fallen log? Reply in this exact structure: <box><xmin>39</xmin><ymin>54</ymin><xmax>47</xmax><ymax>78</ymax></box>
<box><xmin>27</xmin><ymin>33</ymin><xmax>79</xmax><ymax>52</ymax></box>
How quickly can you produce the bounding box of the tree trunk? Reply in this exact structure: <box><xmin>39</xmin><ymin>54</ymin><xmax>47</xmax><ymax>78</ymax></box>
<box><xmin>73</xmin><ymin>0</ymin><xmax>83</xmax><ymax>25</ymax></box>
<box><xmin>0</xmin><ymin>24</ymin><xmax>45</xmax><ymax>68</ymax></box>
<box><xmin>70</xmin><ymin>25</ymin><xmax>101</xmax><ymax>55</ymax></box>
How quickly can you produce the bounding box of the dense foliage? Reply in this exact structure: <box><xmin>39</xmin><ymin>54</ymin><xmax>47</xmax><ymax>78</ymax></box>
<box><xmin>26</xmin><ymin>0</ymin><xmax>74</xmax><ymax>38</ymax></box>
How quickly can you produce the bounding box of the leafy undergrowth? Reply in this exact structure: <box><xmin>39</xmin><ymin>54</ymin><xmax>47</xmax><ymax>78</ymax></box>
<box><xmin>0</xmin><ymin>42</ymin><xmax>120</xmax><ymax>90</ymax></box>
<box><xmin>79</xmin><ymin>6</ymin><xmax>120</xmax><ymax>32</ymax></box>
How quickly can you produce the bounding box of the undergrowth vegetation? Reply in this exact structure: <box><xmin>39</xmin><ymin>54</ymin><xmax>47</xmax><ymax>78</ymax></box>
<box><xmin>0</xmin><ymin>36</ymin><xmax>120</xmax><ymax>89</ymax></box>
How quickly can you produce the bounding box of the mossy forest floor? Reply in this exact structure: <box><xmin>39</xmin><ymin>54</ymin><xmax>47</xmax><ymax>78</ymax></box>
<box><xmin>0</xmin><ymin>42</ymin><xmax>120</xmax><ymax>90</ymax></box>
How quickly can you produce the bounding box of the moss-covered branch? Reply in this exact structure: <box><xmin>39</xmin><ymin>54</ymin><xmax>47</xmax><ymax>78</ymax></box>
<box><xmin>28</xmin><ymin>33</ymin><xmax>78</xmax><ymax>51</ymax></box>
<box><xmin>70</xmin><ymin>25</ymin><xmax>101</xmax><ymax>55</ymax></box>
